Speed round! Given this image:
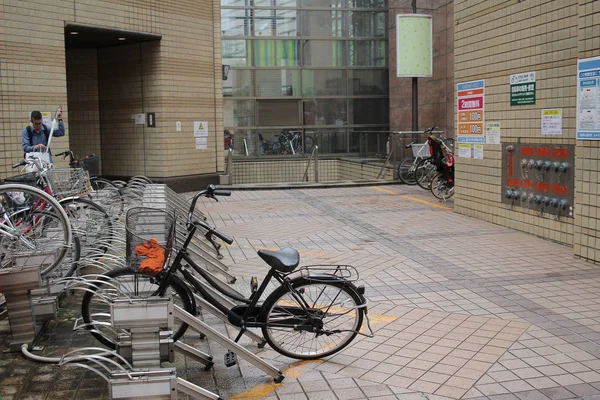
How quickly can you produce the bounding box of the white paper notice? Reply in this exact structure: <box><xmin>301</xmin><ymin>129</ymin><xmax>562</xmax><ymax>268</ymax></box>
<box><xmin>41</xmin><ymin>112</ymin><xmax>52</xmax><ymax>132</ymax></box>
<box><xmin>485</xmin><ymin>121</ymin><xmax>501</xmax><ymax>144</ymax></box>
<box><xmin>195</xmin><ymin>137</ymin><xmax>208</xmax><ymax>150</ymax></box>
<box><xmin>458</xmin><ymin>143</ymin><xmax>472</xmax><ymax>158</ymax></box>
<box><xmin>135</xmin><ymin>114</ymin><xmax>146</xmax><ymax>125</ymax></box>
<box><xmin>194</xmin><ymin>121</ymin><xmax>209</xmax><ymax>137</ymax></box>
<box><xmin>176</xmin><ymin>121</ymin><xmax>182</xmax><ymax>132</ymax></box>
<box><xmin>473</xmin><ymin>144</ymin><xmax>484</xmax><ymax>159</ymax></box>
<box><xmin>541</xmin><ymin>109</ymin><xmax>562</xmax><ymax>135</ymax></box>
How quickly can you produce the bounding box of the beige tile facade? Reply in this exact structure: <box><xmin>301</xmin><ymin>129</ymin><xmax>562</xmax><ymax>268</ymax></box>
<box><xmin>0</xmin><ymin>0</ymin><xmax>223</xmax><ymax>184</ymax></box>
<box><xmin>454</xmin><ymin>0</ymin><xmax>600</xmax><ymax>261</ymax></box>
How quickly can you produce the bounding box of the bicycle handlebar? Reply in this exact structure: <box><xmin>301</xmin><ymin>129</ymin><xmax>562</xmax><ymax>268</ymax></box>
<box><xmin>11</xmin><ymin>160</ymin><xmax>26</xmax><ymax>169</ymax></box>
<box><xmin>187</xmin><ymin>184</ymin><xmax>230</xmax><ymax>225</ymax></box>
<box><xmin>193</xmin><ymin>219</ymin><xmax>234</xmax><ymax>245</ymax></box>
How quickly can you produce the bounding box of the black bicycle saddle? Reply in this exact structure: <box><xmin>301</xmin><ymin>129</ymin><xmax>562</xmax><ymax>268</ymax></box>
<box><xmin>257</xmin><ymin>248</ymin><xmax>300</xmax><ymax>273</ymax></box>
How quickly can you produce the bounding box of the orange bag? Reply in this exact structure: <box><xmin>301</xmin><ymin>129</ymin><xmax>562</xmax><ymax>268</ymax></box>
<box><xmin>135</xmin><ymin>238</ymin><xmax>165</xmax><ymax>275</ymax></box>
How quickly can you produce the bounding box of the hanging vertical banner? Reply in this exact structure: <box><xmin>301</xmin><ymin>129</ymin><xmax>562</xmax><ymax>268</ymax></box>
<box><xmin>577</xmin><ymin>56</ymin><xmax>600</xmax><ymax>140</ymax></box>
<box><xmin>457</xmin><ymin>80</ymin><xmax>485</xmax><ymax>143</ymax></box>
<box><xmin>396</xmin><ymin>14</ymin><xmax>433</xmax><ymax>77</ymax></box>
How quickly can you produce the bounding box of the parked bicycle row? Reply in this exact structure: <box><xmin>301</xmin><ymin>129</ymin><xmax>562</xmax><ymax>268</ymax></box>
<box><xmin>396</xmin><ymin>126</ymin><xmax>456</xmax><ymax>201</ymax></box>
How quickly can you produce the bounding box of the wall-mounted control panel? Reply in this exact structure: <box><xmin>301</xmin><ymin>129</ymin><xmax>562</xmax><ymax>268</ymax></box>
<box><xmin>501</xmin><ymin>143</ymin><xmax>574</xmax><ymax>218</ymax></box>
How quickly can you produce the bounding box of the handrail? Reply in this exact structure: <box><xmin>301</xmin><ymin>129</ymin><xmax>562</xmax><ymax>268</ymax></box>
<box><xmin>225</xmin><ymin>148</ymin><xmax>233</xmax><ymax>175</ymax></box>
<box><xmin>302</xmin><ymin>145</ymin><xmax>319</xmax><ymax>182</ymax></box>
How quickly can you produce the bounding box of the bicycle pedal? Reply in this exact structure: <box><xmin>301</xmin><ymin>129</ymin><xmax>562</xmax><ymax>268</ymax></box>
<box><xmin>250</xmin><ymin>276</ymin><xmax>258</xmax><ymax>293</ymax></box>
<box><xmin>224</xmin><ymin>351</ymin><xmax>237</xmax><ymax>367</ymax></box>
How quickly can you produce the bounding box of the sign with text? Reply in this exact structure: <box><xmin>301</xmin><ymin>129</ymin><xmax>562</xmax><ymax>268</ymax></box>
<box><xmin>541</xmin><ymin>109</ymin><xmax>562</xmax><ymax>135</ymax></box>
<box><xmin>510</xmin><ymin>72</ymin><xmax>536</xmax><ymax>106</ymax></box>
<box><xmin>457</xmin><ymin>80</ymin><xmax>485</xmax><ymax>143</ymax></box>
<box><xmin>194</xmin><ymin>121</ymin><xmax>209</xmax><ymax>137</ymax></box>
<box><xmin>485</xmin><ymin>121</ymin><xmax>501</xmax><ymax>144</ymax></box>
<box><xmin>577</xmin><ymin>56</ymin><xmax>600</xmax><ymax>140</ymax></box>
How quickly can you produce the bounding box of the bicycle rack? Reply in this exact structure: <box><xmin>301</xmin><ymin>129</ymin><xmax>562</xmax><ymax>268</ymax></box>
<box><xmin>0</xmin><ymin>265</ymin><xmax>58</xmax><ymax>352</ymax></box>
<box><xmin>174</xmin><ymin>305</ymin><xmax>284</xmax><ymax>382</ymax></box>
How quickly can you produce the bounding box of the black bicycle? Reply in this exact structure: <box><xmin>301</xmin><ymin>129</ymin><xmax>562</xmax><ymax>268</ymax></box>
<box><xmin>81</xmin><ymin>185</ymin><xmax>371</xmax><ymax>360</ymax></box>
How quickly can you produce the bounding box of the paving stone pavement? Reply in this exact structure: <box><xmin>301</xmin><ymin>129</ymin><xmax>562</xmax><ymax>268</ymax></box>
<box><xmin>2</xmin><ymin>184</ymin><xmax>600</xmax><ymax>399</ymax></box>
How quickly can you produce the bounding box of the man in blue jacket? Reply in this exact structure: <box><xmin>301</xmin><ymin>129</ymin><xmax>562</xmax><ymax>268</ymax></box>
<box><xmin>21</xmin><ymin>108</ymin><xmax>65</xmax><ymax>163</ymax></box>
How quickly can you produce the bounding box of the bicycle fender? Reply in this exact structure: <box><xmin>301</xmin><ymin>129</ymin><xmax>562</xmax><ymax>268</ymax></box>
<box><xmin>57</xmin><ymin>196</ymin><xmax>82</xmax><ymax>203</ymax></box>
<box><xmin>293</xmin><ymin>274</ymin><xmax>368</xmax><ymax>308</ymax></box>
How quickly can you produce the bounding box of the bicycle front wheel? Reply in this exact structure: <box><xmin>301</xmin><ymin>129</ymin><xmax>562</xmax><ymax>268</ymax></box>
<box><xmin>415</xmin><ymin>158</ymin><xmax>437</xmax><ymax>190</ymax></box>
<box><xmin>397</xmin><ymin>157</ymin><xmax>417</xmax><ymax>185</ymax></box>
<box><xmin>81</xmin><ymin>267</ymin><xmax>195</xmax><ymax>349</ymax></box>
<box><xmin>260</xmin><ymin>277</ymin><xmax>364</xmax><ymax>360</ymax></box>
<box><xmin>59</xmin><ymin>198</ymin><xmax>112</xmax><ymax>256</ymax></box>
<box><xmin>0</xmin><ymin>184</ymin><xmax>72</xmax><ymax>277</ymax></box>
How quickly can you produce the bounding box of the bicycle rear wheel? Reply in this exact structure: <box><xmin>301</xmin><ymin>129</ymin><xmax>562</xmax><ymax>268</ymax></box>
<box><xmin>430</xmin><ymin>173</ymin><xmax>455</xmax><ymax>200</ymax></box>
<box><xmin>260</xmin><ymin>277</ymin><xmax>364</xmax><ymax>360</ymax></box>
<box><xmin>397</xmin><ymin>157</ymin><xmax>417</xmax><ymax>185</ymax></box>
<box><xmin>80</xmin><ymin>267</ymin><xmax>195</xmax><ymax>349</ymax></box>
<box><xmin>0</xmin><ymin>184</ymin><xmax>73</xmax><ymax>277</ymax></box>
<box><xmin>90</xmin><ymin>178</ymin><xmax>123</xmax><ymax>219</ymax></box>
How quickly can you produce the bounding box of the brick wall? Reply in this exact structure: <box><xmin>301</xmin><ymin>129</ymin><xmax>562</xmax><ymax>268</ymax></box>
<box><xmin>389</xmin><ymin>0</ymin><xmax>454</xmax><ymax>136</ymax></box>
<box><xmin>573</xmin><ymin>0</ymin><xmax>600</xmax><ymax>262</ymax></box>
<box><xmin>0</xmin><ymin>0</ymin><xmax>223</xmax><ymax>182</ymax></box>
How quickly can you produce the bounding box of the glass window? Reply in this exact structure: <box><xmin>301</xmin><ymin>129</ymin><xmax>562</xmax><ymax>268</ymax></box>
<box><xmin>349</xmin><ymin>40</ymin><xmax>387</xmax><ymax>66</ymax></box>
<box><xmin>301</xmin><ymin>70</ymin><xmax>346</xmax><ymax>96</ymax></box>
<box><xmin>301</xmin><ymin>0</ymin><xmax>346</xmax><ymax>7</ymax></box>
<box><xmin>253</xmin><ymin>40</ymin><xmax>299</xmax><ymax>66</ymax></box>
<box><xmin>254</xmin><ymin>0</ymin><xmax>298</xmax><ymax>6</ymax></box>
<box><xmin>303</xmin><ymin>99</ymin><xmax>347</xmax><ymax>126</ymax></box>
<box><xmin>224</xmin><ymin>99</ymin><xmax>255</xmax><ymax>127</ymax></box>
<box><xmin>222</xmin><ymin>40</ymin><xmax>251</xmax><ymax>66</ymax></box>
<box><xmin>255</xmin><ymin>10</ymin><xmax>298</xmax><ymax>36</ymax></box>
<box><xmin>300</xmin><ymin>11</ymin><xmax>345</xmax><ymax>37</ymax></box>
<box><xmin>255</xmin><ymin>70</ymin><xmax>301</xmax><ymax>96</ymax></box>
<box><xmin>347</xmin><ymin>0</ymin><xmax>386</xmax><ymax>8</ymax></box>
<box><xmin>302</xmin><ymin>40</ymin><xmax>346</xmax><ymax>66</ymax></box>
<box><xmin>222</xmin><ymin>9</ymin><xmax>253</xmax><ymax>37</ymax></box>
<box><xmin>348</xmin><ymin>11</ymin><xmax>386</xmax><ymax>37</ymax></box>
<box><xmin>347</xmin><ymin>98</ymin><xmax>388</xmax><ymax>125</ymax></box>
<box><xmin>222</xmin><ymin>0</ymin><xmax>251</xmax><ymax>6</ymax></box>
<box><xmin>349</xmin><ymin>69</ymin><xmax>388</xmax><ymax>95</ymax></box>
<box><xmin>304</xmin><ymin>129</ymin><xmax>348</xmax><ymax>154</ymax></box>
<box><xmin>223</xmin><ymin>70</ymin><xmax>254</xmax><ymax>97</ymax></box>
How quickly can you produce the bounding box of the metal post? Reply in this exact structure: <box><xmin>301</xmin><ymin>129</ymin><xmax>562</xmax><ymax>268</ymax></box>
<box><xmin>412</xmin><ymin>0</ymin><xmax>419</xmax><ymax>140</ymax></box>
<box><xmin>243</xmin><ymin>137</ymin><xmax>249</xmax><ymax>156</ymax></box>
<box><xmin>314</xmin><ymin>145</ymin><xmax>319</xmax><ymax>182</ymax></box>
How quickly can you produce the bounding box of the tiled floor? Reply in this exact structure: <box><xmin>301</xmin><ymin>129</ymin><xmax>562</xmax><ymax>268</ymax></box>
<box><xmin>2</xmin><ymin>184</ymin><xmax>600</xmax><ymax>399</ymax></box>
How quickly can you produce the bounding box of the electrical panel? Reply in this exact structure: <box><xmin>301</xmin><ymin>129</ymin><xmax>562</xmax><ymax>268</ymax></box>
<box><xmin>501</xmin><ymin>143</ymin><xmax>574</xmax><ymax>218</ymax></box>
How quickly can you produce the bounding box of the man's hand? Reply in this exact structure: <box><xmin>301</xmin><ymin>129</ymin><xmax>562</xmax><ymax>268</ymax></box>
<box><xmin>56</xmin><ymin>107</ymin><xmax>63</xmax><ymax>120</ymax></box>
<box><xmin>34</xmin><ymin>144</ymin><xmax>47</xmax><ymax>151</ymax></box>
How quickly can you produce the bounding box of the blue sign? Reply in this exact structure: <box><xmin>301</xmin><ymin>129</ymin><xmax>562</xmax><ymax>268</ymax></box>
<box><xmin>577</xmin><ymin>56</ymin><xmax>600</xmax><ymax>140</ymax></box>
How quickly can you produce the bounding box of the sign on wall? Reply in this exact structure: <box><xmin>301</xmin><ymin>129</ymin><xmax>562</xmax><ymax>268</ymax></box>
<box><xmin>577</xmin><ymin>56</ymin><xmax>600</xmax><ymax>140</ymax></box>
<box><xmin>485</xmin><ymin>121</ymin><xmax>501</xmax><ymax>144</ymax></box>
<box><xmin>194</xmin><ymin>121</ymin><xmax>209</xmax><ymax>150</ymax></box>
<box><xmin>510</xmin><ymin>72</ymin><xmax>536</xmax><ymax>106</ymax></box>
<box><xmin>457</xmin><ymin>80</ymin><xmax>485</xmax><ymax>143</ymax></box>
<box><xmin>541</xmin><ymin>109</ymin><xmax>562</xmax><ymax>135</ymax></box>
<box><xmin>396</xmin><ymin>14</ymin><xmax>432</xmax><ymax>77</ymax></box>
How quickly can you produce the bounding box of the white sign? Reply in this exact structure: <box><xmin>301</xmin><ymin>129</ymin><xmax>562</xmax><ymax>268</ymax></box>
<box><xmin>473</xmin><ymin>144</ymin><xmax>484</xmax><ymax>159</ymax></box>
<box><xmin>541</xmin><ymin>109</ymin><xmax>563</xmax><ymax>135</ymax></box>
<box><xmin>194</xmin><ymin>121</ymin><xmax>209</xmax><ymax>137</ymax></box>
<box><xmin>510</xmin><ymin>72</ymin><xmax>536</xmax><ymax>85</ymax></box>
<box><xmin>41</xmin><ymin>112</ymin><xmax>52</xmax><ymax>132</ymax></box>
<box><xmin>577</xmin><ymin>56</ymin><xmax>600</xmax><ymax>139</ymax></box>
<box><xmin>195</xmin><ymin>137</ymin><xmax>208</xmax><ymax>150</ymax></box>
<box><xmin>485</xmin><ymin>121</ymin><xmax>501</xmax><ymax>144</ymax></box>
<box><xmin>135</xmin><ymin>114</ymin><xmax>145</xmax><ymax>125</ymax></box>
<box><xmin>176</xmin><ymin>121</ymin><xmax>182</xmax><ymax>132</ymax></box>
<box><xmin>458</xmin><ymin>143</ymin><xmax>472</xmax><ymax>158</ymax></box>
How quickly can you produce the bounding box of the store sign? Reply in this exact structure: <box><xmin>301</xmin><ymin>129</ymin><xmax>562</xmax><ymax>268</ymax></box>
<box><xmin>510</xmin><ymin>72</ymin><xmax>536</xmax><ymax>106</ymax></box>
<box><xmin>457</xmin><ymin>80</ymin><xmax>485</xmax><ymax>143</ymax></box>
<box><xmin>577</xmin><ymin>56</ymin><xmax>600</xmax><ymax>140</ymax></box>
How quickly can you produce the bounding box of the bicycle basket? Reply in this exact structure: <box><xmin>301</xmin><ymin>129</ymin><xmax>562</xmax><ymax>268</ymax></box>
<box><xmin>126</xmin><ymin>207</ymin><xmax>176</xmax><ymax>275</ymax></box>
<box><xmin>79</xmin><ymin>155</ymin><xmax>100</xmax><ymax>177</ymax></box>
<box><xmin>411</xmin><ymin>143</ymin><xmax>431</xmax><ymax>158</ymax></box>
<box><xmin>2</xmin><ymin>172</ymin><xmax>38</xmax><ymax>187</ymax></box>
<box><xmin>45</xmin><ymin>168</ymin><xmax>91</xmax><ymax>199</ymax></box>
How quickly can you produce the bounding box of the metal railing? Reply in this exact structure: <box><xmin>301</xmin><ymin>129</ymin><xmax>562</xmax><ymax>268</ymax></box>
<box><xmin>302</xmin><ymin>145</ymin><xmax>319</xmax><ymax>182</ymax></box>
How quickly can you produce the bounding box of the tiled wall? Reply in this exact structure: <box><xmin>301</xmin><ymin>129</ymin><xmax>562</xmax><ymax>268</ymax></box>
<box><xmin>0</xmin><ymin>0</ymin><xmax>223</xmax><ymax>181</ymax></box>
<box><xmin>231</xmin><ymin>159</ymin><xmax>394</xmax><ymax>185</ymax></box>
<box><xmin>573</xmin><ymin>0</ymin><xmax>600</xmax><ymax>262</ymax></box>
<box><xmin>454</xmin><ymin>0</ymin><xmax>599</xmax><ymax>261</ymax></box>
<box><xmin>389</xmin><ymin>0</ymin><xmax>454</xmax><ymax>135</ymax></box>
